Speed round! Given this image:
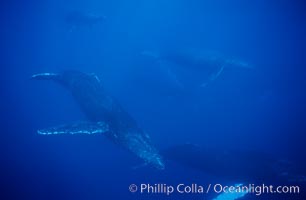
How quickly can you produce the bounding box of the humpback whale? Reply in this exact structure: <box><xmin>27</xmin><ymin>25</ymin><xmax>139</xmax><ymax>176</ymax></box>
<box><xmin>65</xmin><ymin>11</ymin><xmax>106</xmax><ymax>30</ymax></box>
<box><xmin>162</xmin><ymin>143</ymin><xmax>304</xmax><ymax>183</ymax></box>
<box><xmin>141</xmin><ymin>49</ymin><xmax>253</xmax><ymax>88</ymax></box>
<box><xmin>31</xmin><ymin>70</ymin><xmax>165</xmax><ymax>170</ymax></box>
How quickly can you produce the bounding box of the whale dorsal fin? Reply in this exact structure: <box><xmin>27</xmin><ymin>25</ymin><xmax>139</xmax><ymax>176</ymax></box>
<box><xmin>37</xmin><ymin>121</ymin><xmax>109</xmax><ymax>135</ymax></box>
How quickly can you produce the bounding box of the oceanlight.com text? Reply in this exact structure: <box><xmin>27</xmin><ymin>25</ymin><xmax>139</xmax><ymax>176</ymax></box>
<box><xmin>129</xmin><ymin>183</ymin><xmax>300</xmax><ymax>196</ymax></box>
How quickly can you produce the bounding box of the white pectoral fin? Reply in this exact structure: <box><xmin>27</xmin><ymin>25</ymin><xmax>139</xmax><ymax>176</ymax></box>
<box><xmin>37</xmin><ymin>121</ymin><xmax>109</xmax><ymax>135</ymax></box>
<box><xmin>200</xmin><ymin>65</ymin><xmax>225</xmax><ymax>88</ymax></box>
<box><xmin>209</xmin><ymin>65</ymin><xmax>225</xmax><ymax>81</ymax></box>
<box><xmin>31</xmin><ymin>73</ymin><xmax>60</xmax><ymax>80</ymax></box>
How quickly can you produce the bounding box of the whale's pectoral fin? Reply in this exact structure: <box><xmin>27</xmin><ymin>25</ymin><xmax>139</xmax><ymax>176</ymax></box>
<box><xmin>200</xmin><ymin>65</ymin><xmax>225</xmax><ymax>88</ymax></box>
<box><xmin>37</xmin><ymin>121</ymin><xmax>109</xmax><ymax>135</ymax></box>
<box><xmin>209</xmin><ymin>64</ymin><xmax>225</xmax><ymax>81</ymax></box>
<box><xmin>31</xmin><ymin>73</ymin><xmax>61</xmax><ymax>80</ymax></box>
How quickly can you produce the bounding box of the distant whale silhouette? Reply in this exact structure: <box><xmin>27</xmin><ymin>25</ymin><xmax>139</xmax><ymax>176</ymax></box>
<box><xmin>65</xmin><ymin>11</ymin><xmax>106</xmax><ymax>30</ymax></box>
<box><xmin>162</xmin><ymin>143</ymin><xmax>305</xmax><ymax>183</ymax></box>
<box><xmin>141</xmin><ymin>49</ymin><xmax>253</xmax><ymax>88</ymax></box>
<box><xmin>31</xmin><ymin>70</ymin><xmax>165</xmax><ymax>170</ymax></box>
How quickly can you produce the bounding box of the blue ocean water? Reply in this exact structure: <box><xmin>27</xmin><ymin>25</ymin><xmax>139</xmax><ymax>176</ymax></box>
<box><xmin>1</xmin><ymin>0</ymin><xmax>306</xmax><ymax>199</ymax></box>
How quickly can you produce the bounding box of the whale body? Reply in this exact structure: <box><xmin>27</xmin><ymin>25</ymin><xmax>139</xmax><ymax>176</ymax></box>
<box><xmin>162</xmin><ymin>143</ymin><xmax>304</xmax><ymax>182</ymax></box>
<box><xmin>32</xmin><ymin>70</ymin><xmax>165</xmax><ymax>170</ymax></box>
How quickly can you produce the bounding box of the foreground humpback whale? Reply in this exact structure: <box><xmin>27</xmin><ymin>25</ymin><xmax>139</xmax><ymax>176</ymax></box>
<box><xmin>32</xmin><ymin>71</ymin><xmax>165</xmax><ymax>170</ymax></box>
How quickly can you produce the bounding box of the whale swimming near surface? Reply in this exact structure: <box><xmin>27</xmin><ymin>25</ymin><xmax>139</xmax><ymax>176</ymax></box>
<box><xmin>31</xmin><ymin>70</ymin><xmax>165</xmax><ymax>170</ymax></box>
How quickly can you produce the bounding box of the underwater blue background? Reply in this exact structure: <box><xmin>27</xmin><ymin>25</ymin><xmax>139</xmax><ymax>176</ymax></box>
<box><xmin>1</xmin><ymin>0</ymin><xmax>306</xmax><ymax>199</ymax></box>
